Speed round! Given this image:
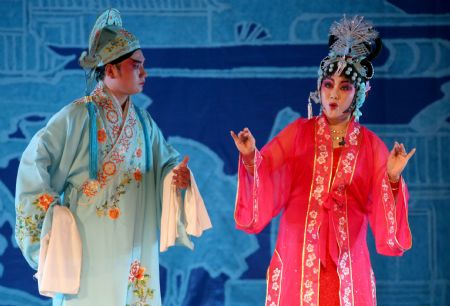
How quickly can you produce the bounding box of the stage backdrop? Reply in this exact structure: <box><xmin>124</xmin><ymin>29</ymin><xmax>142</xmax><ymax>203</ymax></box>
<box><xmin>0</xmin><ymin>1</ymin><xmax>449</xmax><ymax>305</ymax></box>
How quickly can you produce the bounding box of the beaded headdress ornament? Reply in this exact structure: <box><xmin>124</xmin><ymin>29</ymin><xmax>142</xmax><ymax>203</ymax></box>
<box><xmin>308</xmin><ymin>15</ymin><xmax>382</xmax><ymax>121</ymax></box>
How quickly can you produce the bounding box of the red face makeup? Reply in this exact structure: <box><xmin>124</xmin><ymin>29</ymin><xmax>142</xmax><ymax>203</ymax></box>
<box><xmin>320</xmin><ymin>74</ymin><xmax>356</xmax><ymax>124</ymax></box>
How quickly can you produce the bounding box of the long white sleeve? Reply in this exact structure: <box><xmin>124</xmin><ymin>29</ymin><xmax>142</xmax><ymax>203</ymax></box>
<box><xmin>160</xmin><ymin>169</ymin><xmax>212</xmax><ymax>252</ymax></box>
<box><xmin>35</xmin><ymin>205</ymin><xmax>82</xmax><ymax>297</ymax></box>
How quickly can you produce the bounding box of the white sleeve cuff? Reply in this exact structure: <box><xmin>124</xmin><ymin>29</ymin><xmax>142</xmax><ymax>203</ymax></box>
<box><xmin>160</xmin><ymin>168</ymin><xmax>212</xmax><ymax>252</ymax></box>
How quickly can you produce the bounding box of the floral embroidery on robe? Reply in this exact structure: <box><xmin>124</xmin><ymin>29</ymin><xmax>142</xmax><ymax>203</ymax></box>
<box><xmin>127</xmin><ymin>260</ymin><xmax>155</xmax><ymax>306</ymax></box>
<box><xmin>15</xmin><ymin>82</ymin><xmax>186</xmax><ymax>305</ymax></box>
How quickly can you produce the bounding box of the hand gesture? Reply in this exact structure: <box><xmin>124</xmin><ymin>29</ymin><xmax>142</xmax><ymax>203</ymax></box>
<box><xmin>387</xmin><ymin>142</ymin><xmax>416</xmax><ymax>182</ymax></box>
<box><xmin>230</xmin><ymin>128</ymin><xmax>256</xmax><ymax>160</ymax></box>
<box><xmin>172</xmin><ymin>156</ymin><xmax>190</xmax><ymax>189</ymax></box>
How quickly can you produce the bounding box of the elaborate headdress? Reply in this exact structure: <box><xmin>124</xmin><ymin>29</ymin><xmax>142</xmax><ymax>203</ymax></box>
<box><xmin>308</xmin><ymin>15</ymin><xmax>382</xmax><ymax>121</ymax></box>
<box><xmin>79</xmin><ymin>8</ymin><xmax>141</xmax><ymax>94</ymax></box>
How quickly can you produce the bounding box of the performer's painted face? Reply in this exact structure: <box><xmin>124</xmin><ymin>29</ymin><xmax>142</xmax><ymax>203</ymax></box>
<box><xmin>107</xmin><ymin>49</ymin><xmax>148</xmax><ymax>97</ymax></box>
<box><xmin>320</xmin><ymin>74</ymin><xmax>356</xmax><ymax>123</ymax></box>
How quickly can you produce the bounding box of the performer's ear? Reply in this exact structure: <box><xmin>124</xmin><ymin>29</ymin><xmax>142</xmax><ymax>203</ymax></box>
<box><xmin>105</xmin><ymin>64</ymin><xmax>119</xmax><ymax>79</ymax></box>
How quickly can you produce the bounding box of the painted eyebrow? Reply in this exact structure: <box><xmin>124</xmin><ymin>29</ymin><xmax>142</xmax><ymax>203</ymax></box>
<box><xmin>130</xmin><ymin>58</ymin><xmax>145</xmax><ymax>64</ymax></box>
<box><xmin>339</xmin><ymin>81</ymin><xmax>353</xmax><ymax>85</ymax></box>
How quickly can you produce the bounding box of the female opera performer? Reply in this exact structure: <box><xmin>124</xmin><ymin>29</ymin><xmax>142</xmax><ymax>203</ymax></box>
<box><xmin>230</xmin><ymin>16</ymin><xmax>416</xmax><ymax>306</ymax></box>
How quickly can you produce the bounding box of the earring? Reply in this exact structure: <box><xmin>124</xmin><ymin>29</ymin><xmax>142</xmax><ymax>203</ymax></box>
<box><xmin>308</xmin><ymin>91</ymin><xmax>320</xmax><ymax>119</ymax></box>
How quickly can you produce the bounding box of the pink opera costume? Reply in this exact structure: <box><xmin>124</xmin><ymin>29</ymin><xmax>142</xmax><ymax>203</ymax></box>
<box><xmin>234</xmin><ymin>16</ymin><xmax>412</xmax><ymax>306</ymax></box>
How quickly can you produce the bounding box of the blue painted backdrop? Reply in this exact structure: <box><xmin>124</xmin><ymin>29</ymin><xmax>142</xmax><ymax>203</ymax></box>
<box><xmin>0</xmin><ymin>1</ymin><xmax>449</xmax><ymax>305</ymax></box>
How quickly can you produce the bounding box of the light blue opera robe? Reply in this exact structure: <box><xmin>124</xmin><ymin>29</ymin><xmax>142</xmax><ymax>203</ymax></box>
<box><xmin>15</xmin><ymin>83</ymin><xmax>189</xmax><ymax>306</ymax></box>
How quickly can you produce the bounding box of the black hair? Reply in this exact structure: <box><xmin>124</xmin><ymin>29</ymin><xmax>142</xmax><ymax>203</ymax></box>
<box><xmin>321</xmin><ymin>61</ymin><xmax>366</xmax><ymax>86</ymax></box>
<box><xmin>94</xmin><ymin>48</ymin><xmax>140</xmax><ymax>81</ymax></box>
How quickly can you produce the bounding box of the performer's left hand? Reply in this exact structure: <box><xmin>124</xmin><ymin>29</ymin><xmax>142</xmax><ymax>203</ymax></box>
<box><xmin>172</xmin><ymin>156</ymin><xmax>191</xmax><ymax>189</ymax></box>
<box><xmin>387</xmin><ymin>142</ymin><xmax>416</xmax><ymax>182</ymax></box>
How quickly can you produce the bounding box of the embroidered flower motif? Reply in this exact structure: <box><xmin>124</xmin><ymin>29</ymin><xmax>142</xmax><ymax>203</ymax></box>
<box><xmin>108</xmin><ymin>207</ymin><xmax>121</xmax><ymax>220</ymax></box>
<box><xmin>303</xmin><ymin>288</ymin><xmax>314</xmax><ymax>302</ymax></box>
<box><xmin>97</xmin><ymin>128</ymin><xmax>107</xmax><ymax>143</ymax></box>
<box><xmin>129</xmin><ymin>260</ymin><xmax>146</xmax><ymax>282</ymax></box>
<box><xmin>16</xmin><ymin>203</ymin><xmax>45</xmax><ymax>248</ymax></box>
<box><xmin>313</xmin><ymin>185</ymin><xmax>324</xmax><ymax>201</ymax></box>
<box><xmin>110</xmin><ymin>150</ymin><xmax>125</xmax><ymax>164</ymax></box>
<box><xmin>345</xmin><ymin>287</ymin><xmax>351</xmax><ymax>295</ymax></box>
<box><xmin>128</xmin><ymin>260</ymin><xmax>154</xmax><ymax>304</ymax></box>
<box><xmin>340</xmin><ymin>252</ymin><xmax>348</xmax><ymax>264</ymax></box>
<box><xmin>314</xmin><ymin>185</ymin><xmax>324</xmax><ymax>194</ymax></box>
<box><xmin>82</xmin><ymin>180</ymin><xmax>100</xmax><ymax>197</ymax></box>
<box><xmin>371</xmin><ymin>269</ymin><xmax>376</xmax><ymax>301</ymax></box>
<box><xmin>313</xmin><ymin>192</ymin><xmax>321</xmax><ymax>201</ymax></box>
<box><xmin>112</xmin><ymin>125</ymin><xmax>121</xmax><ymax>138</ymax></box>
<box><xmin>319</xmin><ymin>151</ymin><xmax>328</xmax><ymax>158</ymax></box>
<box><xmin>315</xmin><ymin>176</ymin><xmax>324</xmax><ymax>185</ymax></box>
<box><xmin>96</xmin><ymin>170</ymin><xmax>139</xmax><ymax>221</ymax></box>
<box><xmin>388</xmin><ymin>239</ymin><xmax>394</xmax><ymax>247</ymax></box>
<box><xmin>125</xmin><ymin>125</ymin><xmax>134</xmax><ymax>138</ymax></box>
<box><xmin>387</xmin><ymin>211</ymin><xmax>394</xmax><ymax>220</ymax></box>
<box><xmin>272</xmin><ymin>268</ymin><xmax>281</xmax><ymax>281</ymax></box>
<box><xmin>307</xmin><ymin>244</ymin><xmax>314</xmax><ymax>253</ymax></box>
<box><xmin>96</xmin><ymin>207</ymin><xmax>105</xmax><ymax>217</ymax></box>
<box><xmin>103</xmin><ymin>161</ymin><xmax>116</xmax><ymax>176</ymax></box>
<box><xmin>317</xmin><ymin>156</ymin><xmax>326</xmax><ymax>165</ymax></box>
<box><xmin>33</xmin><ymin>193</ymin><xmax>54</xmax><ymax>212</ymax></box>
<box><xmin>136</xmin><ymin>148</ymin><xmax>142</xmax><ymax>158</ymax></box>
<box><xmin>272</xmin><ymin>282</ymin><xmax>279</xmax><ymax>291</ymax></box>
<box><xmin>338</xmin><ymin>227</ymin><xmax>347</xmax><ymax>241</ymax></box>
<box><xmin>342</xmin><ymin>267</ymin><xmax>350</xmax><ymax>275</ymax></box>
<box><xmin>134</xmin><ymin>169</ymin><xmax>142</xmax><ymax>182</ymax></box>
<box><xmin>106</xmin><ymin>109</ymin><xmax>119</xmax><ymax>123</ymax></box>
<box><xmin>118</xmin><ymin>146</ymin><xmax>126</xmax><ymax>155</ymax></box>
<box><xmin>381</xmin><ymin>178</ymin><xmax>388</xmax><ymax>191</ymax></box>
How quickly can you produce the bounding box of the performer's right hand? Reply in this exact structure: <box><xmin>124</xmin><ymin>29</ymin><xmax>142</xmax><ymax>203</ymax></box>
<box><xmin>230</xmin><ymin>128</ymin><xmax>256</xmax><ymax>160</ymax></box>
